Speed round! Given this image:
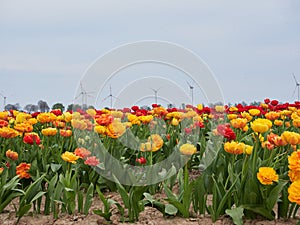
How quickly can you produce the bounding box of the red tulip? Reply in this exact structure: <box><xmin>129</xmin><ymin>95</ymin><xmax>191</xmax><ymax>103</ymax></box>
<box><xmin>136</xmin><ymin>157</ymin><xmax>146</xmax><ymax>165</ymax></box>
<box><xmin>23</xmin><ymin>133</ymin><xmax>41</xmax><ymax>145</ymax></box>
<box><xmin>271</xmin><ymin>100</ymin><xmax>279</xmax><ymax>106</ymax></box>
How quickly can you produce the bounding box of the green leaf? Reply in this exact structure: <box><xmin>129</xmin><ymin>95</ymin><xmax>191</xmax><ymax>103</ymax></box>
<box><xmin>163</xmin><ymin>183</ymin><xmax>177</xmax><ymax>201</ymax></box>
<box><xmin>1</xmin><ymin>176</ymin><xmax>20</xmax><ymax>196</ymax></box>
<box><xmin>242</xmin><ymin>204</ymin><xmax>275</xmax><ymax>220</ymax></box>
<box><xmin>93</xmin><ymin>209</ymin><xmax>112</xmax><ymax>221</ymax></box>
<box><xmin>64</xmin><ymin>187</ymin><xmax>74</xmax><ymax>192</ymax></box>
<box><xmin>50</xmin><ymin>163</ymin><xmax>62</xmax><ymax>173</ymax></box>
<box><xmin>225</xmin><ymin>207</ymin><xmax>244</xmax><ymax>225</ymax></box>
<box><xmin>30</xmin><ymin>191</ymin><xmax>46</xmax><ymax>203</ymax></box>
<box><xmin>84</xmin><ymin>183</ymin><xmax>94</xmax><ymax>215</ymax></box>
<box><xmin>78</xmin><ymin>190</ymin><xmax>83</xmax><ymax>213</ymax></box>
<box><xmin>278</xmin><ymin>186</ymin><xmax>289</xmax><ymax>219</ymax></box>
<box><xmin>17</xmin><ymin>203</ymin><xmax>32</xmax><ymax>217</ymax></box>
<box><xmin>115</xmin><ymin>183</ymin><xmax>129</xmax><ymax>208</ymax></box>
<box><xmin>165</xmin><ymin>204</ymin><xmax>178</xmax><ymax>215</ymax></box>
<box><xmin>143</xmin><ymin>193</ymin><xmax>155</xmax><ymax>204</ymax></box>
<box><xmin>182</xmin><ymin>181</ymin><xmax>193</xmax><ymax>210</ymax></box>
<box><xmin>266</xmin><ymin>181</ymin><xmax>287</xmax><ymax>211</ymax></box>
<box><xmin>0</xmin><ymin>191</ymin><xmax>24</xmax><ymax>213</ymax></box>
<box><xmin>192</xmin><ymin>174</ymin><xmax>207</xmax><ymax>215</ymax></box>
<box><xmin>48</xmin><ymin>174</ymin><xmax>58</xmax><ymax>193</ymax></box>
<box><xmin>21</xmin><ymin>174</ymin><xmax>45</xmax><ymax>204</ymax></box>
<box><xmin>166</xmin><ymin>198</ymin><xmax>189</xmax><ymax>217</ymax></box>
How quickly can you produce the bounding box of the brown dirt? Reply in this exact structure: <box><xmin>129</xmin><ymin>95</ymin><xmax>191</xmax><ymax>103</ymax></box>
<box><xmin>0</xmin><ymin>192</ymin><xmax>299</xmax><ymax>225</ymax></box>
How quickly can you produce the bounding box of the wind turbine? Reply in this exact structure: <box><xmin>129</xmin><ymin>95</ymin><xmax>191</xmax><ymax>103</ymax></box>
<box><xmin>150</xmin><ymin>87</ymin><xmax>162</xmax><ymax>104</ymax></box>
<box><xmin>187</xmin><ymin>81</ymin><xmax>194</xmax><ymax>106</ymax></box>
<box><xmin>292</xmin><ymin>74</ymin><xmax>300</xmax><ymax>101</ymax></box>
<box><xmin>102</xmin><ymin>85</ymin><xmax>118</xmax><ymax>109</ymax></box>
<box><xmin>74</xmin><ymin>82</ymin><xmax>94</xmax><ymax>107</ymax></box>
<box><xmin>0</xmin><ymin>93</ymin><xmax>7</xmax><ymax>111</ymax></box>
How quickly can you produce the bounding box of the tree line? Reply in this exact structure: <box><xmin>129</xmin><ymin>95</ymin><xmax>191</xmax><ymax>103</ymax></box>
<box><xmin>4</xmin><ymin>100</ymin><xmax>94</xmax><ymax>113</ymax></box>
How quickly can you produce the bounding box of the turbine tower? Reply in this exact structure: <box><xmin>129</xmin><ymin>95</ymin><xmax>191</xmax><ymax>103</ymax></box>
<box><xmin>103</xmin><ymin>85</ymin><xmax>118</xmax><ymax>109</ymax></box>
<box><xmin>74</xmin><ymin>82</ymin><xmax>94</xmax><ymax>107</ymax></box>
<box><xmin>0</xmin><ymin>93</ymin><xmax>7</xmax><ymax>111</ymax></box>
<box><xmin>187</xmin><ymin>81</ymin><xmax>194</xmax><ymax>106</ymax></box>
<box><xmin>292</xmin><ymin>73</ymin><xmax>300</xmax><ymax>101</ymax></box>
<box><xmin>150</xmin><ymin>87</ymin><xmax>162</xmax><ymax>104</ymax></box>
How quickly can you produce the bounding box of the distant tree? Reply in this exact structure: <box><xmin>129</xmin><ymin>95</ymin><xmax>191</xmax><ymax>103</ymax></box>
<box><xmin>241</xmin><ymin>101</ymin><xmax>247</xmax><ymax>106</ymax></box>
<box><xmin>249</xmin><ymin>101</ymin><xmax>261</xmax><ymax>106</ymax></box>
<box><xmin>167</xmin><ymin>103</ymin><xmax>175</xmax><ymax>109</ymax></box>
<box><xmin>181</xmin><ymin>103</ymin><xmax>186</xmax><ymax>109</ymax></box>
<box><xmin>4</xmin><ymin>103</ymin><xmax>21</xmax><ymax>111</ymax></box>
<box><xmin>38</xmin><ymin>100</ymin><xmax>50</xmax><ymax>112</ymax></box>
<box><xmin>5</xmin><ymin>104</ymin><xmax>18</xmax><ymax>111</ymax></box>
<box><xmin>141</xmin><ymin>105</ymin><xmax>151</xmax><ymax>110</ymax></box>
<box><xmin>52</xmin><ymin>103</ymin><xmax>65</xmax><ymax>112</ymax></box>
<box><xmin>67</xmin><ymin>104</ymin><xmax>82</xmax><ymax>111</ymax></box>
<box><xmin>14</xmin><ymin>103</ymin><xmax>22</xmax><ymax>111</ymax></box>
<box><xmin>24</xmin><ymin>104</ymin><xmax>39</xmax><ymax>113</ymax></box>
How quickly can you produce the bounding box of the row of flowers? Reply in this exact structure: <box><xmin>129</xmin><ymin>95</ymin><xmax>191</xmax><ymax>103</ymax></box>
<box><xmin>0</xmin><ymin>99</ymin><xmax>300</xmax><ymax>222</ymax></box>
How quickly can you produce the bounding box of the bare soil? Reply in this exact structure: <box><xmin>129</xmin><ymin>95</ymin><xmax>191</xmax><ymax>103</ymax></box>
<box><xmin>0</xmin><ymin>192</ymin><xmax>299</xmax><ymax>225</ymax></box>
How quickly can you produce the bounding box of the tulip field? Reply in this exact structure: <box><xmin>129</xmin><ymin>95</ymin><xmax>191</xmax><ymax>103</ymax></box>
<box><xmin>1</xmin><ymin>99</ymin><xmax>300</xmax><ymax>224</ymax></box>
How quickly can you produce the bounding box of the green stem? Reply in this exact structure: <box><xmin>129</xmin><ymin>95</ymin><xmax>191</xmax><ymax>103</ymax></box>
<box><xmin>288</xmin><ymin>203</ymin><xmax>296</xmax><ymax>218</ymax></box>
<box><xmin>149</xmin><ymin>150</ymin><xmax>153</xmax><ymax>165</ymax></box>
<box><xmin>184</xmin><ymin>163</ymin><xmax>189</xmax><ymax>191</ymax></box>
<box><xmin>251</xmin><ymin>134</ymin><xmax>260</xmax><ymax>174</ymax></box>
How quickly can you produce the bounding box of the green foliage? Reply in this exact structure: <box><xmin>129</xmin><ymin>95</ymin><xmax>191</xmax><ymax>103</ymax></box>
<box><xmin>93</xmin><ymin>185</ymin><xmax>124</xmax><ymax>221</ymax></box>
<box><xmin>52</xmin><ymin>103</ymin><xmax>65</xmax><ymax>112</ymax></box>
<box><xmin>0</xmin><ymin>172</ymin><xmax>24</xmax><ymax>213</ymax></box>
<box><xmin>162</xmin><ymin>167</ymin><xmax>193</xmax><ymax>218</ymax></box>
<box><xmin>16</xmin><ymin>175</ymin><xmax>46</xmax><ymax>224</ymax></box>
<box><xmin>225</xmin><ymin>207</ymin><xmax>244</xmax><ymax>225</ymax></box>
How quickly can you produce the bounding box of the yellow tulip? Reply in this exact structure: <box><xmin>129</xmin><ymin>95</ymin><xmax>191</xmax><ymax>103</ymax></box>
<box><xmin>94</xmin><ymin>125</ymin><xmax>106</xmax><ymax>135</ymax></box>
<box><xmin>288</xmin><ymin>180</ymin><xmax>300</xmax><ymax>204</ymax></box>
<box><xmin>215</xmin><ymin>105</ymin><xmax>225</xmax><ymax>113</ymax></box>
<box><xmin>179</xmin><ymin>143</ymin><xmax>197</xmax><ymax>155</ymax></box>
<box><xmin>224</xmin><ymin>141</ymin><xmax>245</xmax><ymax>155</ymax></box>
<box><xmin>41</xmin><ymin>127</ymin><xmax>58</xmax><ymax>136</ymax></box>
<box><xmin>274</xmin><ymin>119</ymin><xmax>283</xmax><ymax>126</ymax></box>
<box><xmin>171</xmin><ymin>118</ymin><xmax>179</xmax><ymax>126</ymax></box>
<box><xmin>140</xmin><ymin>134</ymin><xmax>164</xmax><ymax>152</ymax></box>
<box><xmin>251</xmin><ymin>118</ymin><xmax>272</xmax><ymax>133</ymax></box>
<box><xmin>230</xmin><ymin>118</ymin><xmax>248</xmax><ymax>129</ymax></box>
<box><xmin>197</xmin><ymin>104</ymin><xmax>203</xmax><ymax>111</ymax></box>
<box><xmin>227</xmin><ymin>114</ymin><xmax>238</xmax><ymax>120</ymax></box>
<box><xmin>61</xmin><ymin>151</ymin><xmax>79</xmax><ymax>164</ymax></box>
<box><xmin>248</xmin><ymin>109</ymin><xmax>260</xmax><ymax>116</ymax></box>
<box><xmin>244</xmin><ymin>145</ymin><xmax>253</xmax><ymax>155</ymax></box>
<box><xmin>257</xmin><ymin>167</ymin><xmax>278</xmax><ymax>185</ymax></box>
<box><xmin>282</xmin><ymin>131</ymin><xmax>300</xmax><ymax>145</ymax></box>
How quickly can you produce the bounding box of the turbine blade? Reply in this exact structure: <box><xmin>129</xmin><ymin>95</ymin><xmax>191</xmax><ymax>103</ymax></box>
<box><xmin>292</xmin><ymin>85</ymin><xmax>297</xmax><ymax>97</ymax></box>
<box><xmin>150</xmin><ymin>87</ymin><xmax>163</xmax><ymax>92</ymax></box>
<box><xmin>111</xmin><ymin>95</ymin><xmax>119</xmax><ymax>100</ymax></box>
<box><xmin>186</xmin><ymin>81</ymin><xmax>194</xmax><ymax>89</ymax></box>
<box><xmin>74</xmin><ymin>94</ymin><xmax>82</xmax><ymax>100</ymax></box>
<box><xmin>293</xmin><ymin>74</ymin><xmax>299</xmax><ymax>84</ymax></box>
<box><xmin>157</xmin><ymin>86</ymin><xmax>163</xmax><ymax>92</ymax></box>
<box><xmin>102</xmin><ymin>95</ymin><xmax>111</xmax><ymax>101</ymax></box>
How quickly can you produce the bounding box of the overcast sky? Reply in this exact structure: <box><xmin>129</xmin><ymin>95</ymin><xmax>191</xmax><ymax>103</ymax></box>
<box><xmin>0</xmin><ymin>0</ymin><xmax>299</xmax><ymax>110</ymax></box>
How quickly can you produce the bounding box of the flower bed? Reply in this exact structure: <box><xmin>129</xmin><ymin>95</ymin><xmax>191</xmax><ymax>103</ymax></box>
<box><xmin>0</xmin><ymin>99</ymin><xmax>300</xmax><ymax>224</ymax></box>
